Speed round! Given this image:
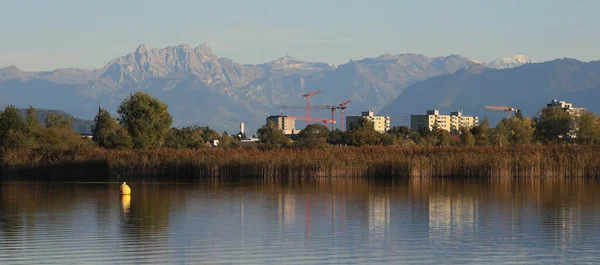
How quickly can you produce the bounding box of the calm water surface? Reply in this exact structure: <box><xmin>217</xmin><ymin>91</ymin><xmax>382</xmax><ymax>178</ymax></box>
<box><xmin>1</xmin><ymin>178</ymin><xmax>600</xmax><ymax>264</ymax></box>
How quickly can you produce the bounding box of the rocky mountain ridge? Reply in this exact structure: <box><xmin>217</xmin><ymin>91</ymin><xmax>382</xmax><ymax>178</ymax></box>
<box><xmin>0</xmin><ymin>44</ymin><xmax>535</xmax><ymax>132</ymax></box>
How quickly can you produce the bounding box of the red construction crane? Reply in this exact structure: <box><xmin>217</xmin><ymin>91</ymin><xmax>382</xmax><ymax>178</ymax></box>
<box><xmin>302</xmin><ymin>90</ymin><xmax>322</xmax><ymax>125</ymax></box>
<box><xmin>288</xmin><ymin>115</ymin><xmax>336</xmax><ymax>128</ymax></box>
<box><xmin>330</xmin><ymin>106</ymin><xmax>337</xmax><ymax>131</ymax></box>
<box><xmin>485</xmin><ymin>105</ymin><xmax>520</xmax><ymax>119</ymax></box>
<box><xmin>338</xmin><ymin>100</ymin><xmax>351</xmax><ymax>132</ymax></box>
<box><xmin>281</xmin><ymin>105</ymin><xmax>337</xmax><ymax>130</ymax></box>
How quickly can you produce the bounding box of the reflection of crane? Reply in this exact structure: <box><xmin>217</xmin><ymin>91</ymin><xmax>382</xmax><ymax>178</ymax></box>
<box><xmin>303</xmin><ymin>90</ymin><xmax>322</xmax><ymax>125</ymax></box>
<box><xmin>339</xmin><ymin>100</ymin><xmax>351</xmax><ymax>132</ymax></box>
<box><xmin>485</xmin><ymin>105</ymin><xmax>521</xmax><ymax>119</ymax></box>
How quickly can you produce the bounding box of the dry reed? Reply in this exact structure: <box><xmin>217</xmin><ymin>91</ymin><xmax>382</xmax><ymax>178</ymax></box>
<box><xmin>3</xmin><ymin>145</ymin><xmax>600</xmax><ymax>180</ymax></box>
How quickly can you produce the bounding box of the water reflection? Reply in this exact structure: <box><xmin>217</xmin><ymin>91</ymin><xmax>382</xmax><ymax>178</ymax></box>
<box><xmin>368</xmin><ymin>192</ymin><xmax>390</xmax><ymax>244</ymax></box>
<box><xmin>120</xmin><ymin>195</ymin><xmax>131</xmax><ymax>214</ymax></box>
<box><xmin>0</xmin><ymin>178</ymin><xmax>599</xmax><ymax>264</ymax></box>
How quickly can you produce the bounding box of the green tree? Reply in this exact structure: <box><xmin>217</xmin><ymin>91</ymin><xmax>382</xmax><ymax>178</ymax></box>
<box><xmin>34</xmin><ymin>126</ymin><xmax>94</xmax><ymax>151</ymax></box>
<box><xmin>25</xmin><ymin>106</ymin><xmax>40</xmax><ymax>132</ymax></box>
<box><xmin>534</xmin><ymin>106</ymin><xmax>572</xmax><ymax>143</ymax></box>
<box><xmin>327</xmin><ymin>129</ymin><xmax>346</xmax><ymax>145</ymax></box>
<box><xmin>575</xmin><ymin>111</ymin><xmax>600</xmax><ymax>144</ymax></box>
<box><xmin>92</xmin><ymin>109</ymin><xmax>133</xmax><ymax>149</ymax></box>
<box><xmin>472</xmin><ymin>117</ymin><xmax>491</xmax><ymax>145</ymax></box>
<box><xmin>387</xmin><ymin>125</ymin><xmax>412</xmax><ymax>145</ymax></box>
<box><xmin>45</xmin><ymin>112</ymin><xmax>72</xmax><ymax>129</ymax></box>
<box><xmin>219</xmin><ymin>132</ymin><xmax>240</xmax><ymax>148</ymax></box>
<box><xmin>437</xmin><ymin>130</ymin><xmax>455</xmax><ymax>146</ymax></box>
<box><xmin>489</xmin><ymin>116</ymin><xmax>535</xmax><ymax>146</ymax></box>
<box><xmin>0</xmin><ymin>105</ymin><xmax>25</xmax><ymax>146</ymax></box>
<box><xmin>460</xmin><ymin>127</ymin><xmax>475</xmax><ymax>146</ymax></box>
<box><xmin>164</xmin><ymin>126</ymin><xmax>207</xmax><ymax>149</ymax></box>
<box><xmin>4</xmin><ymin>130</ymin><xmax>37</xmax><ymax>150</ymax></box>
<box><xmin>256</xmin><ymin>120</ymin><xmax>291</xmax><ymax>149</ymax></box>
<box><xmin>491</xmin><ymin>120</ymin><xmax>510</xmax><ymax>146</ymax></box>
<box><xmin>200</xmin><ymin>127</ymin><xmax>221</xmax><ymax>143</ymax></box>
<box><xmin>346</xmin><ymin>118</ymin><xmax>380</xmax><ymax>146</ymax></box>
<box><xmin>92</xmin><ymin>108</ymin><xmax>114</xmax><ymax>146</ymax></box>
<box><xmin>378</xmin><ymin>133</ymin><xmax>397</xmax><ymax>146</ymax></box>
<box><xmin>510</xmin><ymin>117</ymin><xmax>535</xmax><ymax>144</ymax></box>
<box><xmin>104</xmin><ymin>128</ymin><xmax>134</xmax><ymax>150</ymax></box>
<box><xmin>388</xmin><ymin>126</ymin><xmax>411</xmax><ymax>138</ymax></box>
<box><xmin>117</xmin><ymin>92</ymin><xmax>173</xmax><ymax>149</ymax></box>
<box><xmin>414</xmin><ymin>127</ymin><xmax>437</xmax><ymax>146</ymax></box>
<box><xmin>295</xmin><ymin>124</ymin><xmax>329</xmax><ymax>149</ymax></box>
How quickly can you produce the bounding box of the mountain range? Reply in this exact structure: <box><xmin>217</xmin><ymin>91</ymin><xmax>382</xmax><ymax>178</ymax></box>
<box><xmin>0</xmin><ymin>44</ymin><xmax>535</xmax><ymax>133</ymax></box>
<box><xmin>380</xmin><ymin>58</ymin><xmax>600</xmax><ymax>125</ymax></box>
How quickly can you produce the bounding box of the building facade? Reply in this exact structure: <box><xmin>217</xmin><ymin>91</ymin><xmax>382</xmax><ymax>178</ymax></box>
<box><xmin>547</xmin><ymin>99</ymin><xmax>586</xmax><ymax>117</ymax></box>
<box><xmin>266</xmin><ymin>115</ymin><xmax>297</xmax><ymax>135</ymax></box>
<box><xmin>346</xmin><ymin>111</ymin><xmax>391</xmax><ymax>132</ymax></box>
<box><xmin>547</xmin><ymin>99</ymin><xmax>586</xmax><ymax>138</ymax></box>
<box><xmin>411</xmin><ymin>109</ymin><xmax>479</xmax><ymax>133</ymax></box>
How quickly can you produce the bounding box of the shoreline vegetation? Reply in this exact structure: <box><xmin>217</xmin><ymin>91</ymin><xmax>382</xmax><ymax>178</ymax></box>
<box><xmin>3</xmin><ymin>145</ymin><xmax>600</xmax><ymax>180</ymax></box>
<box><xmin>1</xmin><ymin>92</ymin><xmax>600</xmax><ymax>180</ymax></box>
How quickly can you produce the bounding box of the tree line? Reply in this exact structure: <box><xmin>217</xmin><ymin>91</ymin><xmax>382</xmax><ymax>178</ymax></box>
<box><xmin>0</xmin><ymin>92</ymin><xmax>242</xmax><ymax>153</ymax></box>
<box><xmin>0</xmin><ymin>92</ymin><xmax>598</xmax><ymax>153</ymax></box>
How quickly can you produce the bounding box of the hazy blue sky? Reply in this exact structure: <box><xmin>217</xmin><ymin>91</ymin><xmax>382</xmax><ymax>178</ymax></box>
<box><xmin>1</xmin><ymin>0</ymin><xmax>599</xmax><ymax>71</ymax></box>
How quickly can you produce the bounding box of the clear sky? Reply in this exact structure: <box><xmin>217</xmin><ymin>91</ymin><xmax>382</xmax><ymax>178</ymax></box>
<box><xmin>1</xmin><ymin>0</ymin><xmax>599</xmax><ymax>71</ymax></box>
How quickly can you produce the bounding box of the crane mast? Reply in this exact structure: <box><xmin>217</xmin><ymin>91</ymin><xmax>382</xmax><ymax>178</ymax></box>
<box><xmin>339</xmin><ymin>100</ymin><xmax>351</xmax><ymax>132</ymax></box>
<box><xmin>302</xmin><ymin>90</ymin><xmax>322</xmax><ymax>125</ymax></box>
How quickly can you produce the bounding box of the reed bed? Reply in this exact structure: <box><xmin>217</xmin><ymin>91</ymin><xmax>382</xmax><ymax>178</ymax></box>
<box><xmin>3</xmin><ymin>145</ymin><xmax>600</xmax><ymax>180</ymax></box>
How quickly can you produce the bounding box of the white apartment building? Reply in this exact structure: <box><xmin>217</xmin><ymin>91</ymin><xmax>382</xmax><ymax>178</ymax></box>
<box><xmin>346</xmin><ymin>111</ymin><xmax>391</xmax><ymax>132</ymax></box>
<box><xmin>411</xmin><ymin>109</ymin><xmax>479</xmax><ymax>133</ymax></box>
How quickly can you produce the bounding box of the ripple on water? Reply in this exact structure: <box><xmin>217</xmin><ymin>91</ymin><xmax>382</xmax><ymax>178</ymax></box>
<box><xmin>1</xmin><ymin>179</ymin><xmax>600</xmax><ymax>264</ymax></box>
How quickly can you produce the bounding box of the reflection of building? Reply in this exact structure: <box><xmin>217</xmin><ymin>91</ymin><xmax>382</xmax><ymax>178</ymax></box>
<box><xmin>555</xmin><ymin>203</ymin><xmax>580</xmax><ymax>248</ymax></box>
<box><xmin>411</xmin><ymin>110</ymin><xmax>479</xmax><ymax>133</ymax></box>
<box><xmin>279</xmin><ymin>193</ymin><xmax>296</xmax><ymax>226</ymax></box>
<box><xmin>369</xmin><ymin>194</ymin><xmax>390</xmax><ymax>242</ymax></box>
<box><xmin>267</xmin><ymin>115</ymin><xmax>298</xmax><ymax>135</ymax></box>
<box><xmin>346</xmin><ymin>110</ymin><xmax>391</xmax><ymax>132</ymax></box>
<box><xmin>428</xmin><ymin>194</ymin><xmax>477</xmax><ymax>242</ymax></box>
<box><xmin>284</xmin><ymin>194</ymin><xmax>296</xmax><ymax>225</ymax></box>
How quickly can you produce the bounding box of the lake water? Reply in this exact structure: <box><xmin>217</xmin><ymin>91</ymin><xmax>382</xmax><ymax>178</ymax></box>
<box><xmin>1</xmin><ymin>178</ymin><xmax>600</xmax><ymax>264</ymax></box>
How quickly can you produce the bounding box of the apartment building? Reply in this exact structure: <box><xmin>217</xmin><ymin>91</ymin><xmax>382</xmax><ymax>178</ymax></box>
<box><xmin>266</xmin><ymin>115</ymin><xmax>298</xmax><ymax>135</ymax></box>
<box><xmin>547</xmin><ymin>99</ymin><xmax>586</xmax><ymax>117</ymax></box>
<box><xmin>411</xmin><ymin>110</ymin><xmax>479</xmax><ymax>133</ymax></box>
<box><xmin>547</xmin><ymin>99</ymin><xmax>586</xmax><ymax>138</ymax></box>
<box><xmin>346</xmin><ymin>111</ymin><xmax>391</xmax><ymax>133</ymax></box>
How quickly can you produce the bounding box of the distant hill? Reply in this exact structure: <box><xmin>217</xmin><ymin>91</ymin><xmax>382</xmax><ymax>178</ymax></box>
<box><xmin>0</xmin><ymin>44</ymin><xmax>533</xmax><ymax>132</ymax></box>
<box><xmin>15</xmin><ymin>108</ymin><xmax>93</xmax><ymax>133</ymax></box>
<box><xmin>379</xmin><ymin>59</ymin><xmax>600</xmax><ymax>125</ymax></box>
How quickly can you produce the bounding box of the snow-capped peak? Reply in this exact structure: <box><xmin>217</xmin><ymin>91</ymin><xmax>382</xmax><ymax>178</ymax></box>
<box><xmin>266</xmin><ymin>56</ymin><xmax>331</xmax><ymax>72</ymax></box>
<box><xmin>470</xmin><ymin>55</ymin><xmax>535</xmax><ymax>69</ymax></box>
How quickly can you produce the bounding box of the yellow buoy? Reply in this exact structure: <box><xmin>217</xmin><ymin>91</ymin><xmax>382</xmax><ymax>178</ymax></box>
<box><xmin>120</xmin><ymin>182</ymin><xmax>131</xmax><ymax>195</ymax></box>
